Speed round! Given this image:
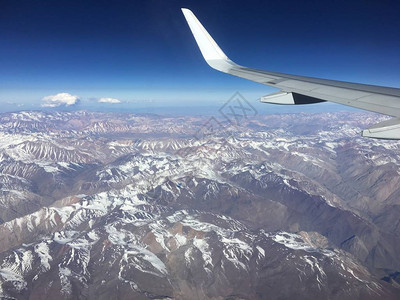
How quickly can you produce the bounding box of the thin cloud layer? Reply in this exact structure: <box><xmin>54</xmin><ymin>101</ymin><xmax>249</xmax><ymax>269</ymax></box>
<box><xmin>41</xmin><ymin>93</ymin><xmax>80</xmax><ymax>107</ymax></box>
<box><xmin>98</xmin><ymin>97</ymin><xmax>121</xmax><ymax>104</ymax></box>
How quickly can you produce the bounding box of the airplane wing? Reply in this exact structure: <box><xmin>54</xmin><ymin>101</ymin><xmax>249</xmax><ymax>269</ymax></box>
<box><xmin>181</xmin><ymin>8</ymin><xmax>400</xmax><ymax>139</ymax></box>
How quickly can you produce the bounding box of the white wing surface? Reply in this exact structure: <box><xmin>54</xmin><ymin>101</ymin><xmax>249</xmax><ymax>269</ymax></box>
<box><xmin>181</xmin><ymin>8</ymin><xmax>400</xmax><ymax>139</ymax></box>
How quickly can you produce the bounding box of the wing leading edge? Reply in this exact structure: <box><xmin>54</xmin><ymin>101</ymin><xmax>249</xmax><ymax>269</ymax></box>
<box><xmin>181</xmin><ymin>8</ymin><xmax>400</xmax><ymax>139</ymax></box>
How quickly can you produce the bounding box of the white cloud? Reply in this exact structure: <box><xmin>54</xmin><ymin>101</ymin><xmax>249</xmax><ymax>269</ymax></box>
<box><xmin>98</xmin><ymin>97</ymin><xmax>121</xmax><ymax>104</ymax></box>
<box><xmin>41</xmin><ymin>93</ymin><xmax>80</xmax><ymax>107</ymax></box>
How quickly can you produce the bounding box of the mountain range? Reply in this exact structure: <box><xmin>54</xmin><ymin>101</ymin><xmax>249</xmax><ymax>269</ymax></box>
<box><xmin>0</xmin><ymin>110</ymin><xmax>399</xmax><ymax>299</ymax></box>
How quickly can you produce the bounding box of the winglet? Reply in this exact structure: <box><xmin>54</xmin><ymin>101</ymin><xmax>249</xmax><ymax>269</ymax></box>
<box><xmin>181</xmin><ymin>8</ymin><xmax>235</xmax><ymax>72</ymax></box>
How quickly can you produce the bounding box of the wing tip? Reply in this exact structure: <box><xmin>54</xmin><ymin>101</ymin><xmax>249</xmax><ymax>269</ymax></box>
<box><xmin>181</xmin><ymin>8</ymin><xmax>229</xmax><ymax>60</ymax></box>
<box><xmin>181</xmin><ymin>8</ymin><xmax>238</xmax><ymax>73</ymax></box>
<box><xmin>181</xmin><ymin>8</ymin><xmax>193</xmax><ymax>19</ymax></box>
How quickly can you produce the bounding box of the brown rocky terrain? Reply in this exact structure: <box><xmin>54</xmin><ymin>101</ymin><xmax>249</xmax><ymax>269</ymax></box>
<box><xmin>0</xmin><ymin>110</ymin><xmax>399</xmax><ymax>299</ymax></box>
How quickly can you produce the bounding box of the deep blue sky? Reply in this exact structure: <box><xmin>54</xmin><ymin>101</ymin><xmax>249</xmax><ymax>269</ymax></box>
<box><xmin>1</xmin><ymin>0</ymin><xmax>399</xmax><ymax>114</ymax></box>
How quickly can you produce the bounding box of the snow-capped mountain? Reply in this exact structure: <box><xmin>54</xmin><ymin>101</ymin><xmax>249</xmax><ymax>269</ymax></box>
<box><xmin>0</xmin><ymin>111</ymin><xmax>399</xmax><ymax>299</ymax></box>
